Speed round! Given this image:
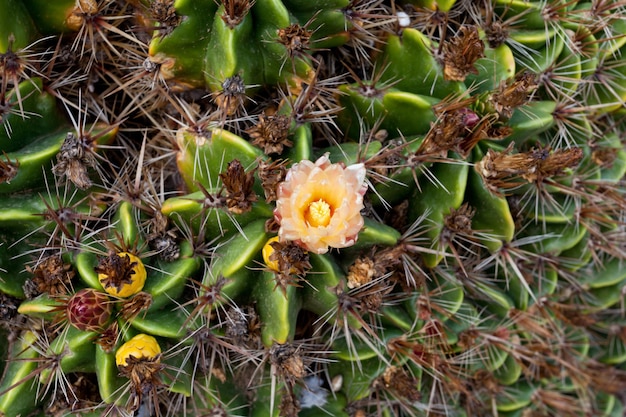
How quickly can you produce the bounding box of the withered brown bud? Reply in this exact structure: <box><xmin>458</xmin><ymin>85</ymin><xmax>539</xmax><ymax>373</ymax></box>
<box><xmin>277</xmin><ymin>23</ymin><xmax>313</xmax><ymax>60</ymax></box>
<box><xmin>96</xmin><ymin>321</ymin><xmax>120</xmax><ymax>353</ymax></box>
<box><xmin>442</xmin><ymin>26</ymin><xmax>485</xmax><ymax>82</ymax></box>
<box><xmin>150</xmin><ymin>0</ymin><xmax>180</xmax><ymax>33</ymax></box>
<box><xmin>443</xmin><ymin>203</ymin><xmax>475</xmax><ymax>235</ymax></box>
<box><xmin>247</xmin><ymin>114</ymin><xmax>292</xmax><ymax>155</ymax></box>
<box><xmin>215</xmin><ymin>74</ymin><xmax>248</xmax><ymax>116</ymax></box>
<box><xmin>270</xmin><ymin>343</ymin><xmax>306</xmax><ymax>380</ymax></box>
<box><xmin>269</xmin><ymin>240</ymin><xmax>311</xmax><ymax>278</ymax></box>
<box><xmin>119</xmin><ymin>291</ymin><xmax>153</xmax><ymax>322</ymax></box>
<box><xmin>258</xmin><ymin>159</ymin><xmax>288</xmax><ymax>203</ymax></box>
<box><xmin>26</xmin><ymin>255</ymin><xmax>75</xmax><ymax>297</ymax></box>
<box><xmin>490</xmin><ymin>72</ymin><xmax>538</xmax><ymax>120</ymax></box>
<box><xmin>347</xmin><ymin>257</ymin><xmax>375</xmax><ymax>289</ymax></box>
<box><xmin>379</xmin><ymin>366</ymin><xmax>421</xmax><ymax>402</ymax></box>
<box><xmin>418</xmin><ymin>97</ymin><xmax>486</xmax><ymax>158</ymax></box>
<box><xmin>219</xmin><ymin>159</ymin><xmax>258</xmax><ymax>214</ymax></box>
<box><xmin>476</xmin><ymin>143</ymin><xmax>584</xmax><ymax>195</ymax></box>
<box><xmin>220</xmin><ymin>0</ymin><xmax>253</xmax><ymax>28</ymax></box>
<box><xmin>53</xmin><ymin>132</ymin><xmax>97</xmax><ymax>189</ymax></box>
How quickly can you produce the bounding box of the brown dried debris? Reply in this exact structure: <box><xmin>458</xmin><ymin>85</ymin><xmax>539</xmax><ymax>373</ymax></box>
<box><xmin>269</xmin><ymin>239</ymin><xmax>311</xmax><ymax>294</ymax></box>
<box><xmin>443</xmin><ymin>203</ymin><xmax>475</xmax><ymax>236</ymax></box>
<box><xmin>118</xmin><ymin>354</ymin><xmax>165</xmax><ymax>413</ymax></box>
<box><xmin>377</xmin><ymin>366</ymin><xmax>421</xmax><ymax>402</ymax></box>
<box><xmin>0</xmin><ymin>152</ymin><xmax>18</xmax><ymax>184</ymax></box>
<box><xmin>476</xmin><ymin>143</ymin><xmax>584</xmax><ymax>195</ymax></box>
<box><xmin>441</xmin><ymin>26</ymin><xmax>485</xmax><ymax>82</ymax></box>
<box><xmin>490</xmin><ymin>72</ymin><xmax>538</xmax><ymax>120</ymax></box>
<box><xmin>96</xmin><ymin>321</ymin><xmax>120</xmax><ymax>353</ymax></box>
<box><xmin>219</xmin><ymin>159</ymin><xmax>258</xmax><ymax>214</ymax></box>
<box><xmin>25</xmin><ymin>255</ymin><xmax>75</xmax><ymax>297</ymax></box>
<box><xmin>270</xmin><ymin>343</ymin><xmax>307</xmax><ymax>380</ymax></box>
<box><xmin>215</xmin><ymin>74</ymin><xmax>248</xmax><ymax>116</ymax></box>
<box><xmin>258</xmin><ymin>159</ymin><xmax>288</xmax><ymax>203</ymax></box>
<box><xmin>119</xmin><ymin>291</ymin><xmax>153</xmax><ymax>322</ymax></box>
<box><xmin>220</xmin><ymin>0</ymin><xmax>254</xmax><ymax>28</ymax></box>
<box><xmin>347</xmin><ymin>257</ymin><xmax>375</xmax><ymax>289</ymax></box>
<box><xmin>52</xmin><ymin>132</ymin><xmax>97</xmax><ymax>190</ymax></box>
<box><xmin>247</xmin><ymin>114</ymin><xmax>292</xmax><ymax>155</ymax></box>
<box><xmin>150</xmin><ymin>0</ymin><xmax>180</xmax><ymax>33</ymax></box>
<box><xmin>277</xmin><ymin>23</ymin><xmax>313</xmax><ymax>61</ymax></box>
<box><xmin>417</xmin><ymin>96</ymin><xmax>500</xmax><ymax>159</ymax></box>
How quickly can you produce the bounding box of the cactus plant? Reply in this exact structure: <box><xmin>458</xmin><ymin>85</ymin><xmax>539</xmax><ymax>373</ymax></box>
<box><xmin>1</xmin><ymin>0</ymin><xmax>626</xmax><ymax>416</ymax></box>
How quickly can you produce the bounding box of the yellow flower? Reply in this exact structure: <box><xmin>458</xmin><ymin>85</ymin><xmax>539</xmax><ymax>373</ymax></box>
<box><xmin>274</xmin><ymin>153</ymin><xmax>367</xmax><ymax>254</ymax></box>
<box><xmin>97</xmin><ymin>252</ymin><xmax>147</xmax><ymax>298</ymax></box>
<box><xmin>115</xmin><ymin>334</ymin><xmax>161</xmax><ymax>367</ymax></box>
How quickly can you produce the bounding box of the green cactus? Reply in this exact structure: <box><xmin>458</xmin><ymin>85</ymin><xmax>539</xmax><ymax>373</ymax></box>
<box><xmin>1</xmin><ymin>0</ymin><xmax>626</xmax><ymax>416</ymax></box>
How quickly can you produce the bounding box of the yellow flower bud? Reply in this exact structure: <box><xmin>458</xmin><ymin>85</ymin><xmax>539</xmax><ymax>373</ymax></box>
<box><xmin>115</xmin><ymin>334</ymin><xmax>161</xmax><ymax>368</ymax></box>
<box><xmin>262</xmin><ymin>236</ymin><xmax>280</xmax><ymax>272</ymax></box>
<box><xmin>97</xmin><ymin>252</ymin><xmax>147</xmax><ymax>298</ymax></box>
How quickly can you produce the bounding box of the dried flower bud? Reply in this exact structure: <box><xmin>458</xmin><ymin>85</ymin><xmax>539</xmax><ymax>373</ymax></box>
<box><xmin>258</xmin><ymin>159</ymin><xmax>288</xmax><ymax>203</ymax></box>
<box><xmin>219</xmin><ymin>159</ymin><xmax>258</xmax><ymax>214</ymax></box>
<box><xmin>247</xmin><ymin>114</ymin><xmax>292</xmax><ymax>155</ymax></box>
<box><xmin>490</xmin><ymin>72</ymin><xmax>538</xmax><ymax>120</ymax></box>
<box><xmin>476</xmin><ymin>143</ymin><xmax>584</xmax><ymax>195</ymax></box>
<box><xmin>26</xmin><ymin>255</ymin><xmax>75</xmax><ymax>297</ymax></box>
<box><xmin>277</xmin><ymin>23</ymin><xmax>313</xmax><ymax>60</ymax></box>
<box><xmin>52</xmin><ymin>132</ymin><xmax>97</xmax><ymax>189</ymax></box>
<box><xmin>441</xmin><ymin>26</ymin><xmax>485</xmax><ymax>82</ymax></box>
<box><xmin>66</xmin><ymin>288</ymin><xmax>112</xmax><ymax>332</ymax></box>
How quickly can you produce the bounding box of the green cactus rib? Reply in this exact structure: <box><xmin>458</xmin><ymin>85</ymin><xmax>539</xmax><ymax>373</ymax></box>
<box><xmin>1</xmin><ymin>0</ymin><xmax>626</xmax><ymax>416</ymax></box>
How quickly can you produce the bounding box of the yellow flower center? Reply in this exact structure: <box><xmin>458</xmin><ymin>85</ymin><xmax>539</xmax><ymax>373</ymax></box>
<box><xmin>115</xmin><ymin>334</ymin><xmax>161</xmax><ymax>367</ymax></box>
<box><xmin>262</xmin><ymin>236</ymin><xmax>280</xmax><ymax>272</ymax></box>
<box><xmin>304</xmin><ymin>199</ymin><xmax>332</xmax><ymax>227</ymax></box>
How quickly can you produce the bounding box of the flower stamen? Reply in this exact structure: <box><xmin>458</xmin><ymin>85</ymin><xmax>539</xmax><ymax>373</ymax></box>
<box><xmin>304</xmin><ymin>199</ymin><xmax>332</xmax><ymax>227</ymax></box>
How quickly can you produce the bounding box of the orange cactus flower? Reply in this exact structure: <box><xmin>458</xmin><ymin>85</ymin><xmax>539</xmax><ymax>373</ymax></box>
<box><xmin>274</xmin><ymin>154</ymin><xmax>367</xmax><ymax>254</ymax></box>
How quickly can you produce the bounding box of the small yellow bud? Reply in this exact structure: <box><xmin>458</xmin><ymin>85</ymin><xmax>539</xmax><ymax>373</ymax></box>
<box><xmin>262</xmin><ymin>236</ymin><xmax>280</xmax><ymax>272</ymax></box>
<box><xmin>115</xmin><ymin>334</ymin><xmax>161</xmax><ymax>368</ymax></box>
<box><xmin>97</xmin><ymin>252</ymin><xmax>147</xmax><ymax>298</ymax></box>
